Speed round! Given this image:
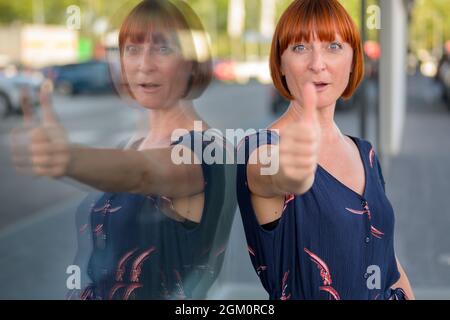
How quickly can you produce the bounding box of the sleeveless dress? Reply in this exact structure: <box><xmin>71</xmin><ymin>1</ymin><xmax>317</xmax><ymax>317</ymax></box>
<box><xmin>67</xmin><ymin>130</ymin><xmax>236</xmax><ymax>299</ymax></box>
<box><xmin>236</xmin><ymin>130</ymin><xmax>407</xmax><ymax>300</ymax></box>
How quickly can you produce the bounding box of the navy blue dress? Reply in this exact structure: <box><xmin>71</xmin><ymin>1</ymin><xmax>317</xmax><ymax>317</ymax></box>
<box><xmin>236</xmin><ymin>130</ymin><xmax>406</xmax><ymax>300</ymax></box>
<box><xmin>68</xmin><ymin>131</ymin><xmax>236</xmax><ymax>300</ymax></box>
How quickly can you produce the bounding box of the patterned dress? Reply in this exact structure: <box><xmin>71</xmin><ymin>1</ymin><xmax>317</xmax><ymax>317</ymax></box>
<box><xmin>67</xmin><ymin>131</ymin><xmax>236</xmax><ymax>299</ymax></box>
<box><xmin>236</xmin><ymin>130</ymin><xmax>407</xmax><ymax>300</ymax></box>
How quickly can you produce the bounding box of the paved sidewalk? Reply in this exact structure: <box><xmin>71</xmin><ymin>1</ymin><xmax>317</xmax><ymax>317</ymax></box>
<box><xmin>0</xmin><ymin>75</ymin><xmax>448</xmax><ymax>299</ymax></box>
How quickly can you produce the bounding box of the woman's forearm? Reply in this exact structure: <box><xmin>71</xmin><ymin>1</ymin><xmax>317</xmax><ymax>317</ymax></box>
<box><xmin>66</xmin><ymin>145</ymin><xmax>204</xmax><ymax>197</ymax></box>
<box><xmin>67</xmin><ymin>145</ymin><xmax>152</xmax><ymax>193</ymax></box>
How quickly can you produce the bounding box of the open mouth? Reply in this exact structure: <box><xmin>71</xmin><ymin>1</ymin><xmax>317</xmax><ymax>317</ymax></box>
<box><xmin>138</xmin><ymin>83</ymin><xmax>161</xmax><ymax>91</ymax></box>
<box><xmin>313</xmin><ymin>82</ymin><xmax>330</xmax><ymax>90</ymax></box>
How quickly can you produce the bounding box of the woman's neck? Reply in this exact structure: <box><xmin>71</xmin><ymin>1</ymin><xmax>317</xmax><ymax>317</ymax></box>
<box><xmin>140</xmin><ymin>100</ymin><xmax>202</xmax><ymax>147</ymax></box>
<box><xmin>286</xmin><ymin>101</ymin><xmax>344</xmax><ymax>144</ymax></box>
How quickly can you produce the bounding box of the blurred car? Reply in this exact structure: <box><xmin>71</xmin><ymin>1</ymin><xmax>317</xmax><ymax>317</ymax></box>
<box><xmin>436</xmin><ymin>49</ymin><xmax>450</xmax><ymax>110</ymax></box>
<box><xmin>213</xmin><ymin>60</ymin><xmax>237</xmax><ymax>83</ymax></box>
<box><xmin>437</xmin><ymin>61</ymin><xmax>450</xmax><ymax>110</ymax></box>
<box><xmin>0</xmin><ymin>68</ymin><xmax>42</xmax><ymax>117</ymax></box>
<box><xmin>213</xmin><ymin>59</ymin><xmax>271</xmax><ymax>84</ymax></box>
<box><xmin>234</xmin><ymin>60</ymin><xmax>271</xmax><ymax>84</ymax></box>
<box><xmin>42</xmin><ymin>60</ymin><xmax>114</xmax><ymax>96</ymax></box>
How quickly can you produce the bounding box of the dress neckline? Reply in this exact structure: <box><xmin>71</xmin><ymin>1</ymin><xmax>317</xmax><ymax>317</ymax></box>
<box><xmin>265</xmin><ymin>129</ymin><xmax>368</xmax><ymax>199</ymax></box>
<box><xmin>316</xmin><ymin>135</ymin><xmax>368</xmax><ymax>199</ymax></box>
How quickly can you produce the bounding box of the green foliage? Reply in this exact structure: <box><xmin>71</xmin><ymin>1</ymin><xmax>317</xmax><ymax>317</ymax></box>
<box><xmin>410</xmin><ymin>0</ymin><xmax>450</xmax><ymax>53</ymax></box>
<box><xmin>0</xmin><ymin>0</ymin><xmax>447</xmax><ymax>56</ymax></box>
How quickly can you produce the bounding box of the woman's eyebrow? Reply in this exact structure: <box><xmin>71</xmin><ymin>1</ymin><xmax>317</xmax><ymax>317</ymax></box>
<box><xmin>124</xmin><ymin>36</ymin><xmax>146</xmax><ymax>45</ymax></box>
<box><xmin>151</xmin><ymin>32</ymin><xmax>169</xmax><ymax>45</ymax></box>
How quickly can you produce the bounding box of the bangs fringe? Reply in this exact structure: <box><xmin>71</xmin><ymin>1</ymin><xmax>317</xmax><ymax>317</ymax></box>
<box><xmin>278</xmin><ymin>0</ymin><xmax>359</xmax><ymax>50</ymax></box>
<box><xmin>119</xmin><ymin>1</ymin><xmax>187</xmax><ymax>50</ymax></box>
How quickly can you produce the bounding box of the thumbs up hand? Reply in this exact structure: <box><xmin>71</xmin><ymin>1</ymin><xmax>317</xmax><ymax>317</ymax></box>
<box><xmin>275</xmin><ymin>81</ymin><xmax>321</xmax><ymax>195</ymax></box>
<box><xmin>10</xmin><ymin>80</ymin><xmax>71</xmax><ymax>178</ymax></box>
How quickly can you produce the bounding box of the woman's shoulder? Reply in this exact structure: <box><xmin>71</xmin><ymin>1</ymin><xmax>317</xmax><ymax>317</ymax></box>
<box><xmin>346</xmin><ymin>135</ymin><xmax>383</xmax><ymax>172</ymax></box>
<box><xmin>236</xmin><ymin>129</ymin><xmax>279</xmax><ymax>157</ymax></box>
<box><xmin>346</xmin><ymin>135</ymin><xmax>375</xmax><ymax>151</ymax></box>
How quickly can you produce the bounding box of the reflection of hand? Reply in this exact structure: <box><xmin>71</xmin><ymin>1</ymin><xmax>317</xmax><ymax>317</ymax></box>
<box><xmin>10</xmin><ymin>80</ymin><xmax>71</xmax><ymax>177</ymax></box>
<box><xmin>277</xmin><ymin>82</ymin><xmax>321</xmax><ymax>194</ymax></box>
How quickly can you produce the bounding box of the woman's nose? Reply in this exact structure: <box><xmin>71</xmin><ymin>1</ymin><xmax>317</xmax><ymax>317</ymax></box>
<box><xmin>308</xmin><ymin>50</ymin><xmax>326</xmax><ymax>73</ymax></box>
<box><xmin>138</xmin><ymin>51</ymin><xmax>158</xmax><ymax>73</ymax></box>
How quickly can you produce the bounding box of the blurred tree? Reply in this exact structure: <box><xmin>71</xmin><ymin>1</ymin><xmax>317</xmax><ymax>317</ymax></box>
<box><xmin>0</xmin><ymin>0</ymin><xmax>447</xmax><ymax>58</ymax></box>
<box><xmin>410</xmin><ymin>0</ymin><xmax>450</xmax><ymax>56</ymax></box>
<box><xmin>0</xmin><ymin>2</ymin><xmax>17</xmax><ymax>23</ymax></box>
<box><xmin>0</xmin><ymin>1</ymin><xmax>33</xmax><ymax>23</ymax></box>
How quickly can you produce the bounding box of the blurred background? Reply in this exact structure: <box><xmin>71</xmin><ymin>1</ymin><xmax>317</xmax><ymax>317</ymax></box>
<box><xmin>0</xmin><ymin>0</ymin><xmax>449</xmax><ymax>299</ymax></box>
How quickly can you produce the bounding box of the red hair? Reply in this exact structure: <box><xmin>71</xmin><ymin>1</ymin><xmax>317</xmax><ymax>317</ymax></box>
<box><xmin>118</xmin><ymin>0</ymin><xmax>212</xmax><ymax>100</ymax></box>
<box><xmin>270</xmin><ymin>0</ymin><xmax>364</xmax><ymax>100</ymax></box>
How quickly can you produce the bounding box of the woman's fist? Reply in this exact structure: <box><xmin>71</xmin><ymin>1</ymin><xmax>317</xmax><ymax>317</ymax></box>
<box><xmin>277</xmin><ymin>82</ymin><xmax>321</xmax><ymax>194</ymax></box>
<box><xmin>10</xmin><ymin>81</ymin><xmax>71</xmax><ymax>178</ymax></box>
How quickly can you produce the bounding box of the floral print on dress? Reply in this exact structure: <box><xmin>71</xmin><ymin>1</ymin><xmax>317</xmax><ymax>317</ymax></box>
<box><xmin>369</xmin><ymin>147</ymin><xmax>375</xmax><ymax>168</ymax></box>
<box><xmin>280</xmin><ymin>270</ymin><xmax>291</xmax><ymax>300</ymax></box>
<box><xmin>304</xmin><ymin>248</ymin><xmax>341</xmax><ymax>300</ymax></box>
<box><xmin>345</xmin><ymin>201</ymin><xmax>385</xmax><ymax>240</ymax></box>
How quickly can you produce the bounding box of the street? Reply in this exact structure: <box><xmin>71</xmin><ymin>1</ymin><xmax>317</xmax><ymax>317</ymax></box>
<box><xmin>0</xmin><ymin>75</ymin><xmax>449</xmax><ymax>299</ymax></box>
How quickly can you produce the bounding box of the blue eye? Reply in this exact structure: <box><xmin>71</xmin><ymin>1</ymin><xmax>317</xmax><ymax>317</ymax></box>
<box><xmin>160</xmin><ymin>46</ymin><xmax>172</xmax><ymax>53</ymax></box>
<box><xmin>329</xmin><ymin>42</ymin><xmax>343</xmax><ymax>50</ymax></box>
<box><xmin>125</xmin><ymin>45</ymin><xmax>139</xmax><ymax>54</ymax></box>
<box><xmin>293</xmin><ymin>44</ymin><xmax>307</xmax><ymax>52</ymax></box>
<box><xmin>155</xmin><ymin>46</ymin><xmax>174</xmax><ymax>55</ymax></box>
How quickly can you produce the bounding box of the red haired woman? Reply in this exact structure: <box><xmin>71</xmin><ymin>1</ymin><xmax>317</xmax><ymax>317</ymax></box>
<box><xmin>11</xmin><ymin>0</ymin><xmax>235</xmax><ymax>300</ymax></box>
<box><xmin>237</xmin><ymin>0</ymin><xmax>414</xmax><ymax>300</ymax></box>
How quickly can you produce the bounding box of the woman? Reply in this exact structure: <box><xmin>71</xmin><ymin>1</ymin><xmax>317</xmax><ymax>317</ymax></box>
<box><xmin>11</xmin><ymin>0</ymin><xmax>235</xmax><ymax>300</ymax></box>
<box><xmin>237</xmin><ymin>0</ymin><xmax>414</xmax><ymax>300</ymax></box>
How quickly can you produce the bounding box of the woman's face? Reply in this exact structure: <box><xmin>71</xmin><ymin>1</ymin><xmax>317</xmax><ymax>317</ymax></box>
<box><xmin>122</xmin><ymin>30</ymin><xmax>192</xmax><ymax>109</ymax></box>
<box><xmin>281</xmin><ymin>33</ymin><xmax>354</xmax><ymax>109</ymax></box>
